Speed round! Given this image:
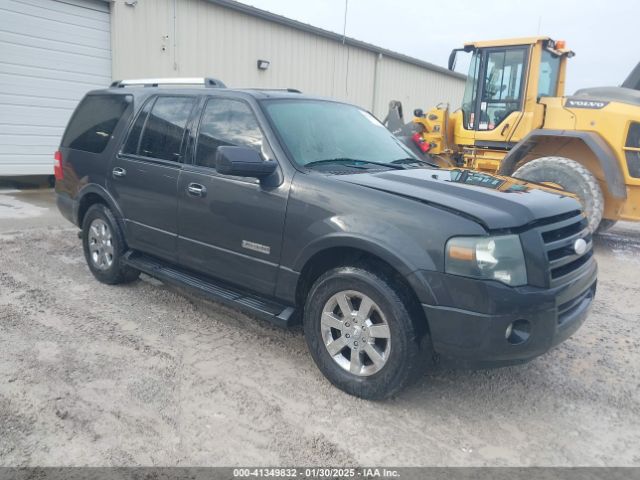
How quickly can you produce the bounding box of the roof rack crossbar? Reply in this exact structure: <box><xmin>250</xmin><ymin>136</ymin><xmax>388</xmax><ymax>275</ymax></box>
<box><xmin>110</xmin><ymin>77</ymin><xmax>226</xmax><ymax>88</ymax></box>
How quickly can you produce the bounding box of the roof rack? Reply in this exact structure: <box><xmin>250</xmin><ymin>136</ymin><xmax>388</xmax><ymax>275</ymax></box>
<box><xmin>110</xmin><ymin>77</ymin><xmax>226</xmax><ymax>88</ymax></box>
<box><xmin>244</xmin><ymin>87</ymin><xmax>302</xmax><ymax>94</ymax></box>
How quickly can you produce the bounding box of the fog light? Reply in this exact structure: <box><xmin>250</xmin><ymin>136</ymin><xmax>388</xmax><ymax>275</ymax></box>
<box><xmin>506</xmin><ymin>319</ymin><xmax>531</xmax><ymax>345</ymax></box>
<box><xmin>505</xmin><ymin>323</ymin><xmax>513</xmax><ymax>340</ymax></box>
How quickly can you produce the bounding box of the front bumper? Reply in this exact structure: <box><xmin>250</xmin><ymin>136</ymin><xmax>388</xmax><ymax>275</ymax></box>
<box><xmin>418</xmin><ymin>259</ymin><xmax>597</xmax><ymax>368</ymax></box>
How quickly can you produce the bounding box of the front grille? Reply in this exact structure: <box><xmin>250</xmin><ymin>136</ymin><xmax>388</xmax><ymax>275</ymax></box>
<box><xmin>625</xmin><ymin>122</ymin><xmax>640</xmax><ymax>178</ymax></box>
<box><xmin>626</xmin><ymin>122</ymin><xmax>640</xmax><ymax>148</ymax></box>
<box><xmin>625</xmin><ymin>151</ymin><xmax>640</xmax><ymax>178</ymax></box>
<box><xmin>537</xmin><ymin>212</ymin><xmax>592</xmax><ymax>285</ymax></box>
<box><xmin>551</xmin><ymin>250</ymin><xmax>593</xmax><ymax>279</ymax></box>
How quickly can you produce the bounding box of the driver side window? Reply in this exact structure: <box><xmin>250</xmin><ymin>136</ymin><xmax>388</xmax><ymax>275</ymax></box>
<box><xmin>479</xmin><ymin>48</ymin><xmax>526</xmax><ymax>130</ymax></box>
<box><xmin>195</xmin><ymin>98</ymin><xmax>264</xmax><ymax>169</ymax></box>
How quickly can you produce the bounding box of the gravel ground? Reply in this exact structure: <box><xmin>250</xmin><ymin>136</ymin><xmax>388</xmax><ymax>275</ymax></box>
<box><xmin>0</xmin><ymin>187</ymin><xmax>639</xmax><ymax>467</ymax></box>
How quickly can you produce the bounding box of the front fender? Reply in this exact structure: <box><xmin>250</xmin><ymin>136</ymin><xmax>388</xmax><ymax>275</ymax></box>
<box><xmin>291</xmin><ymin>214</ymin><xmax>438</xmax><ymax>276</ymax></box>
<box><xmin>499</xmin><ymin>129</ymin><xmax>626</xmax><ymax>199</ymax></box>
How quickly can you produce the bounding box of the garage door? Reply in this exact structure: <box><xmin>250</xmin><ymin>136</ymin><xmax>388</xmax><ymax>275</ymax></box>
<box><xmin>0</xmin><ymin>0</ymin><xmax>111</xmax><ymax>176</ymax></box>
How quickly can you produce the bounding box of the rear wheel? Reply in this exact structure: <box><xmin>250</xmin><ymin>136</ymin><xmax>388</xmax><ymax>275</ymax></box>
<box><xmin>303</xmin><ymin>266</ymin><xmax>428</xmax><ymax>400</ymax></box>
<box><xmin>82</xmin><ymin>204</ymin><xmax>140</xmax><ymax>285</ymax></box>
<box><xmin>513</xmin><ymin>156</ymin><xmax>604</xmax><ymax>232</ymax></box>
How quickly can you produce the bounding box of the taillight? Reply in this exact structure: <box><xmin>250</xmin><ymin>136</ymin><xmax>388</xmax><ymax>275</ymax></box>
<box><xmin>54</xmin><ymin>150</ymin><xmax>63</xmax><ymax>180</ymax></box>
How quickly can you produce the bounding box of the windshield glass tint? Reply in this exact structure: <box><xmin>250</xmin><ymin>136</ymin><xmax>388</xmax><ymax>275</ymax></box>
<box><xmin>263</xmin><ymin>100</ymin><xmax>415</xmax><ymax>166</ymax></box>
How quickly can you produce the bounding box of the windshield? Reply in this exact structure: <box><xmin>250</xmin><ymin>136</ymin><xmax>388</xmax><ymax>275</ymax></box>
<box><xmin>262</xmin><ymin>100</ymin><xmax>418</xmax><ymax>167</ymax></box>
<box><xmin>538</xmin><ymin>49</ymin><xmax>561</xmax><ymax>97</ymax></box>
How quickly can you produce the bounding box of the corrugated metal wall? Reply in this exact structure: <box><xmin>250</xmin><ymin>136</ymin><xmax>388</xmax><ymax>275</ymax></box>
<box><xmin>373</xmin><ymin>55</ymin><xmax>466</xmax><ymax>117</ymax></box>
<box><xmin>110</xmin><ymin>0</ymin><xmax>465</xmax><ymax>118</ymax></box>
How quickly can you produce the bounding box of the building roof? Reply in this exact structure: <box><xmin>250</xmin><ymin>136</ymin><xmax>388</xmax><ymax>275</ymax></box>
<box><xmin>207</xmin><ymin>0</ymin><xmax>466</xmax><ymax>81</ymax></box>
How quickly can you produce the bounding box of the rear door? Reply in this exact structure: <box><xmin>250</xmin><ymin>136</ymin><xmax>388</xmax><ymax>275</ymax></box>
<box><xmin>177</xmin><ymin>96</ymin><xmax>289</xmax><ymax>296</ymax></box>
<box><xmin>109</xmin><ymin>95</ymin><xmax>197</xmax><ymax>262</ymax></box>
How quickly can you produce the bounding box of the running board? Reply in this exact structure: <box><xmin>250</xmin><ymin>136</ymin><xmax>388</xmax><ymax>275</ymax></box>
<box><xmin>123</xmin><ymin>252</ymin><xmax>296</xmax><ymax>328</ymax></box>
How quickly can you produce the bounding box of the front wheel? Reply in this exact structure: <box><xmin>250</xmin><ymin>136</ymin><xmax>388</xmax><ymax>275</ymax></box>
<box><xmin>513</xmin><ymin>156</ymin><xmax>604</xmax><ymax>232</ymax></box>
<box><xmin>303</xmin><ymin>266</ymin><xmax>427</xmax><ymax>400</ymax></box>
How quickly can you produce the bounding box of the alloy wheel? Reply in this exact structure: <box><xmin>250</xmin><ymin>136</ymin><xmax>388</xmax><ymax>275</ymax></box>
<box><xmin>320</xmin><ymin>290</ymin><xmax>391</xmax><ymax>376</ymax></box>
<box><xmin>88</xmin><ymin>218</ymin><xmax>114</xmax><ymax>271</ymax></box>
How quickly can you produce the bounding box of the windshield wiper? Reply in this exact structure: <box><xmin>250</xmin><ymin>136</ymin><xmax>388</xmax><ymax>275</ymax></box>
<box><xmin>305</xmin><ymin>158</ymin><xmax>406</xmax><ymax>170</ymax></box>
<box><xmin>391</xmin><ymin>157</ymin><xmax>439</xmax><ymax>168</ymax></box>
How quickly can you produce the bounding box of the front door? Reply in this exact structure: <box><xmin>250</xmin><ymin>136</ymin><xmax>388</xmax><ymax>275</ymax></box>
<box><xmin>109</xmin><ymin>95</ymin><xmax>197</xmax><ymax>261</ymax></box>
<box><xmin>458</xmin><ymin>46</ymin><xmax>528</xmax><ymax>145</ymax></box>
<box><xmin>177</xmin><ymin>97</ymin><xmax>289</xmax><ymax>296</ymax></box>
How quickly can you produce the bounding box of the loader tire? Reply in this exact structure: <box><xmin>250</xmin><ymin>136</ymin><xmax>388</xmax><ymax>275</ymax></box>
<box><xmin>513</xmin><ymin>156</ymin><xmax>604</xmax><ymax>232</ymax></box>
<box><xmin>595</xmin><ymin>219</ymin><xmax>617</xmax><ymax>234</ymax></box>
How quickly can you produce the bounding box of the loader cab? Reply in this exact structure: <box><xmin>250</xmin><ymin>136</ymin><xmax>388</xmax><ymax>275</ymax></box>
<box><xmin>450</xmin><ymin>37</ymin><xmax>574</xmax><ymax>152</ymax></box>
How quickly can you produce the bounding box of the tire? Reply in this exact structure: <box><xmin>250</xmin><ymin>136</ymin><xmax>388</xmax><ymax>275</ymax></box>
<box><xmin>303</xmin><ymin>265</ymin><xmax>428</xmax><ymax>400</ymax></box>
<box><xmin>81</xmin><ymin>204</ymin><xmax>140</xmax><ymax>285</ymax></box>
<box><xmin>513</xmin><ymin>156</ymin><xmax>604</xmax><ymax>232</ymax></box>
<box><xmin>595</xmin><ymin>219</ymin><xmax>617</xmax><ymax>234</ymax></box>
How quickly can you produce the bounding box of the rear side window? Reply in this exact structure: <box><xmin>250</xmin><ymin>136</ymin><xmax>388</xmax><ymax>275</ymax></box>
<box><xmin>62</xmin><ymin>95</ymin><xmax>130</xmax><ymax>153</ymax></box>
<box><xmin>123</xmin><ymin>99</ymin><xmax>153</xmax><ymax>154</ymax></box>
<box><xmin>124</xmin><ymin>96</ymin><xmax>195</xmax><ymax>162</ymax></box>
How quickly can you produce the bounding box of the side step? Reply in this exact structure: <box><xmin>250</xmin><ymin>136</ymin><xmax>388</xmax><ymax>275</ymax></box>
<box><xmin>123</xmin><ymin>252</ymin><xmax>296</xmax><ymax>328</ymax></box>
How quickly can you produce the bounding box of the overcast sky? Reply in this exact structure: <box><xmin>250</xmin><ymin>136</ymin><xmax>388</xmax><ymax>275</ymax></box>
<box><xmin>237</xmin><ymin>0</ymin><xmax>637</xmax><ymax>95</ymax></box>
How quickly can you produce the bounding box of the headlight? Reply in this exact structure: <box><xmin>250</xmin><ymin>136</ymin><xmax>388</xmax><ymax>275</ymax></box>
<box><xmin>445</xmin><ymin>234</ymin><xmax>527</xmax><ymax>286</ymax></box>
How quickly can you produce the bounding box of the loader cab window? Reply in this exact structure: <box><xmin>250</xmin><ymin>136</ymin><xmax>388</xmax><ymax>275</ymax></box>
<box><xmin>461</xmin><ymin>52</ymin><xmax>481</xmax><ymax>130</ymax></box>
<box><xmin>479</xmin><ymin>47</ymin><xmax>527</xmax><ymax>130</ymax></box>
<box><xmin>538</xmin><ymin>49</ymin><xmax>561</xmax><ymax>98</ymax></box>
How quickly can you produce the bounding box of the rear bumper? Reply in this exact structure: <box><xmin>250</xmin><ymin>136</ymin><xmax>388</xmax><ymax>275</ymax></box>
<box><xmin>419</xmin><ymin>259</ymin><xmax>597</xmax><ymax>368</ymax></box>
<box><xmin>56</xmin><ymin>191</ymin><xmax>77</xmax><ymax>226</ymax></box>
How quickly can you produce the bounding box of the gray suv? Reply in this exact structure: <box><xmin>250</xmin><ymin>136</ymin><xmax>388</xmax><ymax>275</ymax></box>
<box><xmin>55</xmin><ymin>78</ymin><xmax>597</xmax><ymax>399</ymax></box>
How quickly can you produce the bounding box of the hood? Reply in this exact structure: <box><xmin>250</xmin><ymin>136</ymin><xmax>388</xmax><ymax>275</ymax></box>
<box><xmin>337</xmin><ymin>168</ymin><xmax>581</xmax><ymax>230</ymax></box>
<box><xmin>572</xmin><ymin>86</ymin><xmax>640</xmax><ymax>108</ymax></box>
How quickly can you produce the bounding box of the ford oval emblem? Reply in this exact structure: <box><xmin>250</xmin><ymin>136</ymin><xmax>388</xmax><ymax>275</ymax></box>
<box><xmin>574</xmin><ymin>238</ymin><xmax>587</xmax><ymax>255</ymax></box>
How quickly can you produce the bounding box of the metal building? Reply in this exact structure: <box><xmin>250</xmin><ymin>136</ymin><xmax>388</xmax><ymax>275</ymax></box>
<box><xmin>0</xmin><ymin>0</ymin><xmax>111</xmax><ymax>176</ymax></box>
<box><xmin>0</xmin><ymin>0</ymin><xmax>465</xmax><ymax>176</ymax></box>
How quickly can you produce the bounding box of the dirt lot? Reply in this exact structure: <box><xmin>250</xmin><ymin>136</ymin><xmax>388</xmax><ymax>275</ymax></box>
<box><xmin>0</xmin><ymin>187</ymin><xmax>639</xmax><ymax>467</ymax></box>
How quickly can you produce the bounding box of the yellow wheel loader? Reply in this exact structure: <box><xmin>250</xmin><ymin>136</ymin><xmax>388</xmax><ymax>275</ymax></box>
<box><xmin>386</xmin><ymin>37</ymin><xmax>640</xmax><ymax>232</ymax></box>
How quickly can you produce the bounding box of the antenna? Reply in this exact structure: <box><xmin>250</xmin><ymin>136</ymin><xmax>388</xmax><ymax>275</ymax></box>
<box><xmin>343</xmin><ymin>0</ymin><xmax>350</xmax><ymax>95</ymax></box>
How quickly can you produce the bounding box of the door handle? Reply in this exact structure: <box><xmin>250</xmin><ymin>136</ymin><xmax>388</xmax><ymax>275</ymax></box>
<box><xmin>187</xmin><ymin>183</ymin><xmax>206</xmax><ymax>197</ymax></box>
<box><xmin>500</xmin><ymin>123</ymin><xmax>510</xmax><ymax>136</ymax></box>
<box><xmin>112</xmin><ymin>167</ymin><xmax>126</xmax><ymax>178</ymax></box>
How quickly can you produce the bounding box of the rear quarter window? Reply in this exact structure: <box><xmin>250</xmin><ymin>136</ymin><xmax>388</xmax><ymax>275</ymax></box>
<box><xmin>62</xmin><ymin>95</ymin><xmax>131</xmax><ymax>154</ymax></box>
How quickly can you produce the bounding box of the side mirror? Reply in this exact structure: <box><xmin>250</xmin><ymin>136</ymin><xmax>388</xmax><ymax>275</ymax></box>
<box><xmin>215</xmin><ymin>146</ymin><xmax>278</xmax><ymax>179</ymax></box>
<box><xmin>448</xmin><ymin>46</ymin><xmax>474</xmax><ymax>71</ymax></box>
<box><xmin>448</xmin><ymin>49</ymin><xmax>458</xmax><ymax>71</ymax></box>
